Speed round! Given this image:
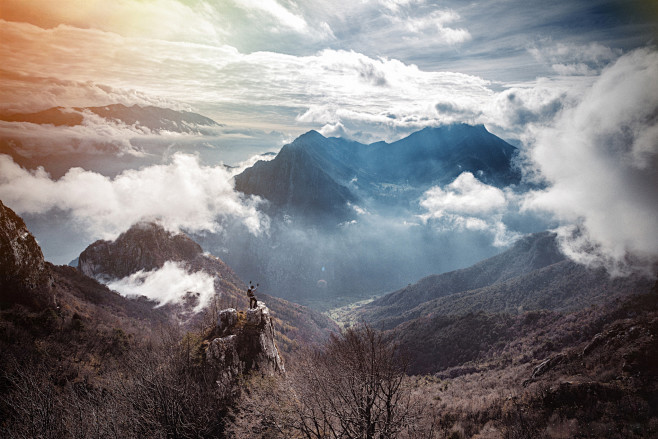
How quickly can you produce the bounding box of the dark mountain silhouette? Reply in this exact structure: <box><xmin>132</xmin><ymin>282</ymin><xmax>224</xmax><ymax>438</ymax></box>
<box><xmin>0</xmin><ymin>104</ymin><xmax>220</xmax><ymax>133</ymax></box>
<box><xmin>234</xmin><ymin>124</ymin><xmax>521</xmax><ymax>221</ymax></box>
<box><xmin>355</xmin><ymin>231</ymin><xmax>654</xmax><ymax>329</ymax></box>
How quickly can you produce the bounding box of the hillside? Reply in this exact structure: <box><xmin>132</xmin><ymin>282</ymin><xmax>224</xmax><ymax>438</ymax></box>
<box><xmin>395</xmin><ymin>286</ymin><xmax>658</xmax><ymax>437</ymax></box>
<box><xmin>355</xmin><ymin>231</ymin><xmax>654</xmax><ymax>329</ymax></box>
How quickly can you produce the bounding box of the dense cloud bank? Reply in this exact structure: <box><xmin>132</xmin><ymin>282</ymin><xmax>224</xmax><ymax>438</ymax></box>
<box><xmin>524</xmin><ymin>49</ymin><xmax>658</xmax><ymax>275</ymax></box>
<box><xmin>0</xmin><ymin>153</ymin><xmax>268</xmax><ymax>240</ymax></box>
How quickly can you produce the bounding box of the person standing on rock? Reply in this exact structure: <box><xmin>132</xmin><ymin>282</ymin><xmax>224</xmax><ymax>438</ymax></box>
<box><xmin>247</xmin><ymin>281</ymin><xmax>259</xmax><ymax>309</ymax></box>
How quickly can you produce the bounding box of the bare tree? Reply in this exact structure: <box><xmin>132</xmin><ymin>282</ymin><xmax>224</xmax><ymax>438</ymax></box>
<box><xmin>289</xmin><ymin>325</ymin><xmax>415</xmax><ymax>439</ymax></box>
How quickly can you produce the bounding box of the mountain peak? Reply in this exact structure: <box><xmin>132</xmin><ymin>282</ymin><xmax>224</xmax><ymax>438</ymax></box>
<box><xmin>294</xmin><ymin>129</ymin><xmax>326</xmax><ymax>143</ymax></box>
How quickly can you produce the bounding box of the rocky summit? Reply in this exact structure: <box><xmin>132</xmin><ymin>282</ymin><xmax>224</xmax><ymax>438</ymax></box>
<box><xmin>206</xmin><ymin>302</ymin><xmax>285</xmax><ymax>379</ymax></box>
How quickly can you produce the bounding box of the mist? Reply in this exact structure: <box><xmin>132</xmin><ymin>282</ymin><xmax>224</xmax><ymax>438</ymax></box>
<box><xmin>195</xmin><ymin>175</ymin><xmax>552</xmax><ymax>309</ymax></box>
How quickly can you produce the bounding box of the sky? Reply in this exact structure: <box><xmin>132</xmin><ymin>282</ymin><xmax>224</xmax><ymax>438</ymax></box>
<box><xmin>1</xmin><ymin>0</ymin><xmax>658</xmax><ymax>278</ymax></box>
<box><xmin>1</xmin><ymin>0</ymin><xmax>656</xmax><ymax>142</ymax></box>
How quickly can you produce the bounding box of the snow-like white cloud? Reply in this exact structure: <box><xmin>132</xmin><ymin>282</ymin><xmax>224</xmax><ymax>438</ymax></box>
<box><xmin>419</xmin><ymin>172</ymin><xmax>519</xmax><ymax>246</ymax></box>
<box><xmin>106</xmin><ymin>261</ymin><xmax>216</xmax><ymax>312</ymax></box>
<box><xmin>524</xmin><ymin>48</ymin><xmax>658</xmax><ymax>275</ymax></box>
<box><xmin>420</xmin><ymin>172</ymin><xmax>507</xmax><ymax>217</ymax></box>
<box><xmin>0</xmin><ymin>153</ymin><xmax>268</xmax><ymax>239</ymax></box>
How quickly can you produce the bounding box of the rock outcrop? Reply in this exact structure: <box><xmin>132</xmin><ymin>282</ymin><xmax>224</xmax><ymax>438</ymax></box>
<box><xmin>206</xmin><ymin>302</ymin><xmax>285</xmax><ymax>378</ymax></box>
<box><xmin>0</xmin><ymin>200</ymin><xmax>52</xmax><ymax>308</ymax></box>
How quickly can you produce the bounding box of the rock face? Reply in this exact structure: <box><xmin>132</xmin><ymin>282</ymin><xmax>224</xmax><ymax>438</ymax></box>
<box><xmin>0</xmin><ymin>200</ymin><xmax>51</xmax><ymax>307</ymax></box>
<box><xmin>206</xmin><ymin>303</ymin><xmax>285</xmax><ymax>377</ymax></box>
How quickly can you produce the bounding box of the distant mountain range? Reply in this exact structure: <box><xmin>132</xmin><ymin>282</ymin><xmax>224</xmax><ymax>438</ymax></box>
<box><xmin>235</xmin><ymin>124</ymin><xmax>521</xmax><ymax>221</ymax></box>
<box><xmin>0</xmin><ymin>104</ymin><xmax>221</xmax><ymax>134</ymax></box>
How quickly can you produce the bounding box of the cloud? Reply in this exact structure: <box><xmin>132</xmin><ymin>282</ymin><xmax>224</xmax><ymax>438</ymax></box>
<box><xmin>0</xmin><ymin>70</ymin><xmax>182</xmax><ymax>115</ymax></box>
<box><xmin>524</xmin><ymin>48</ymin><xmax>658</xmax><ymax>275</ymax></box>
<box><xmin>106</xmin><ymin>261</ymin><xmax>216</xmax><ymax>312</ymax></box>
<box><xmin>529</xmin><ymin>42</ymin><xmax>623</xmax><ymax>76</ymax></box>
<box><xmin>230</xmin><ymin>0</ymin><xmax>325</xmax><ymax>36</ymax></box>
<box><xmin>0</xmin><ymin>19</ymin><xmax>492</xmax><ymax>141</ymax></box>
<box><xmin>420</xmin><ymin>172</ymin><xmax>507</xmax><ymax>217</ymax></box>
<box><xmin>419</xmin><ymin>172</ymin><xmax>519</xmax><ymax>246</ymax></box>
<box><xmin>485</xmin><ymin>84</ymin><xmax>570</xmax><ymax>131</ymax></box>
<box><xmin>0</xmin><ymin>153</ymin><xmax>268</xmax><ymax>239</ymax></box>
<box><xmin>396</xmin><ymin>9</ymin><xmax>471</xmax><ymax>45</ymax></box>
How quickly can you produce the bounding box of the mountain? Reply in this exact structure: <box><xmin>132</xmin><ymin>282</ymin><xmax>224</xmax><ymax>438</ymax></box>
<box><xmin>0</xmin><ymin>104</ymin><xmax>221</xmax><ymax>134</ymax></box>
<box><xmin>234</xmin><ymin>131</ymin><xmax>359</xmax><ymax>221</ymax></box>
<box><xmin>234</xmin><ymin>124</ymin><xmax>521</xmax><ymax>221</ymax></box>
<box><xmin>0</xmin><ymin>200</ymin><xmax>53</xmax><ymax>309</ymax></box>
<box><xmin>78</xmin><ymin>222</ymin><xmax>337</xmax><ymax>349</ymax></box>
<box><xmin>364</xmin><ymin>124</ymin><xmax>520</xmax><ymax>188</ymax></box>
<box><xmin>0</xmin><ymin>203</ymin><xmax>287</xmax><ymax>438</ymax></box>
<box><xmin>0</xmin><ymin>199</ymin><xmax>174</xmax><ymax>319</ymax></box>
<box><xmin>353</xmin><ymin>231</ymin><xmax>655</xmax><ymax>329</ymax></box>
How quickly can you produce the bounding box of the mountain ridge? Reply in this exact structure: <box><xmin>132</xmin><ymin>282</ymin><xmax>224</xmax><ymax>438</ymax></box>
<box><xmin>353</xmin><ymin>231</ymin><xmax>655</xmax><ymax>329</ymax></box>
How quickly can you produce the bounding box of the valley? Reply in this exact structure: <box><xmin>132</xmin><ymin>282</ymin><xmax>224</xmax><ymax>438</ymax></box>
<box><xmin>2</xmin><ymin>2</ymin><xmax>658</xmax><ymax>437</ymax></box>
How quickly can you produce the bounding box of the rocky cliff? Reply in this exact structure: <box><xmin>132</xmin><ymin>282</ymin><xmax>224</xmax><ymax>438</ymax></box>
<box><xmin>206</xmin><ymin>303</ymin><xmax>285</xmax><ymax>378</ymax></box>
<box><xmin>0</xmin><ymin>200</ymin><xmax>52</xmax><ymax>308</ymax></box>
